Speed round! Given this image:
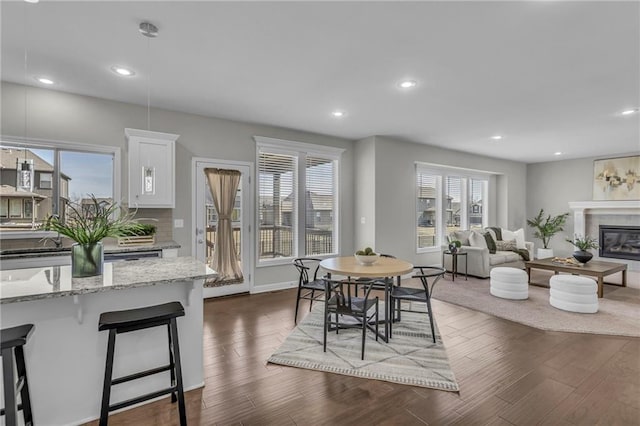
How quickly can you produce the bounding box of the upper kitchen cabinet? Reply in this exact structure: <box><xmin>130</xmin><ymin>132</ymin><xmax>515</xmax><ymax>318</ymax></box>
<box><xmin>125</xmin><ymin>128</ymin><xmax>179</xmax><ymax>208</ymax></box>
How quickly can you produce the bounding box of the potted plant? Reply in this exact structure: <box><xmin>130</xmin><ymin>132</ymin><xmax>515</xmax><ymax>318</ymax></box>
<box><xmin>566</xmin><ymin>234</ymin><xmax>599</xmax><ymax>264</ymax></box>
<box><xmin>448</xmin><ymin>239</ymin><xmax>462</xmax><ymax>254</ymax></box>
<box><xmin>526</xmin><ymin>209</ymin><xmax>570</xmax><ymax>259</ymax></box>
<box><xmin>44</xmin><ymin>195</ymin><xmax>134</xmax><ymax>277</ymax></box>
<box><xmin>118</xmin><ymin>222</ymin><xmax>157</xmax><ymax>246</ymax></box>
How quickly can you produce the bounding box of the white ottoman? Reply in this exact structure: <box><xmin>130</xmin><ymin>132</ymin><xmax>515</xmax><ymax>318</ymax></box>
<box><xmin>490</xmin><ymin>267</ymin><xmax>528</xmax><ymax>300</ymax></box>
<box><xmin>549</xmin><ymin>275</ymin><xmax>598</xmax><ymax>313</ymax></box>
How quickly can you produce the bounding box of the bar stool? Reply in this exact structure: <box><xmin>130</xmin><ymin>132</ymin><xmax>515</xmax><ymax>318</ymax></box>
<box><xmin>1</xmin><ymin>324</ymin><xmax>34</xmax><ymax>426</ymax></box>
<box><xmin>98</xmin><ymin>302</ymin><xmax>186</xmax><ymax>426</ymax></box>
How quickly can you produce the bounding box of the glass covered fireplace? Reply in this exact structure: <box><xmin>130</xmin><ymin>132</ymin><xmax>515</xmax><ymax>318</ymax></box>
<box><xmin>599</xmin><ymin>225</ymin><xmax>640</xmax><ymax>261</ymax></box>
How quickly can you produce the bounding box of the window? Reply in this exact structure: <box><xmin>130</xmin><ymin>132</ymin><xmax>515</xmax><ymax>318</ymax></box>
<box><xmin>256</xmin><ymin>137</ymin><xmax>342</xmax><ymax>263</ymax></box>
<box><xmin>416</xmin><ymin>164</ymin><xmax>490</xmax><ymax>251</ymax></box>
<box><xmin>0</xmin><ymin>140</ymin><xmax>119</xmax><ymax>236</ymax></box>
<box><xmin>39</xmin><ymin>173</ymin><xmax>52</xmax><ymax>189</ymax></box>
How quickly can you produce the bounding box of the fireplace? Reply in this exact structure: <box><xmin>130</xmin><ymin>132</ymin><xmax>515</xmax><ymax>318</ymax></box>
<box><xmin>599</xmin><ymin>225</ymin><xmax>640</xmax><ymax>261</ymax></box>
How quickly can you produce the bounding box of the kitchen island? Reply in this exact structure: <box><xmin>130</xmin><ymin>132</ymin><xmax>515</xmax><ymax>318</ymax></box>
<box><xmin>0</xmin><ymin>257</ymin><xmax>215</xmax><ymax>425</ymax></box>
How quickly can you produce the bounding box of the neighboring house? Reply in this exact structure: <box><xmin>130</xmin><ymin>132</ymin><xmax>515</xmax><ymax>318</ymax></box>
<box><xmin>0</xmin><ymin>148</ymin><xmax>70</xmax><ymax>228</ymax></box>
<box><xmin>417</xmin><ymin>186</ymin><xmax>455</xmax><ymax>227</ymax></box>
<box><xmin>282</xmin><ymin>191</ymin><xmax>333</xmax><ymax>230</ymax></box>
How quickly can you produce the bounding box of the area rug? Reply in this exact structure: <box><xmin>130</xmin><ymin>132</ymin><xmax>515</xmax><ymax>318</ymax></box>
<box><xmin>267</xmin><ymin>303</ymin><xmax>459</xmax><ymax>392</ymax></box>
<box><xmin>429</xmin><ymin>272</ymin><xmax>640</xmax><ymax>337</ymax></box>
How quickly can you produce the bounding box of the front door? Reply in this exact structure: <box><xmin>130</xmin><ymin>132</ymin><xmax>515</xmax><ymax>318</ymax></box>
<box><xmin>194</xmin><ymin>159</ymin><xmax>253</xmax><ymax>298</ymax></box>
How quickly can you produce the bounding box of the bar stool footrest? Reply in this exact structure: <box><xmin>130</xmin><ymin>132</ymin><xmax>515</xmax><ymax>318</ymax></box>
<box><xmin>109</xmin><ymin>386</ymin><xmax>177</xmax><ymax>412</ymax></box>
<box><xmin>112</xmin><ymin>364</ymin><xmax>174</xmax><ymax>385</ymax></box>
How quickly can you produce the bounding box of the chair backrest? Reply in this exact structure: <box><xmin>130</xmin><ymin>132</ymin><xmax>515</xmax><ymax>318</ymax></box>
<box><xmin>323</xmin><ymin>278</ymin><xmax>375</xmax><ymax>314</ymax></box>
<box><xmin>412</xmin><ymin>266</ymin><xmax>446</xmax><ymax>299</ymax></box>
<box><xmin>293</xmin><ymin>258</ymin><xmax>322</xmax><ymax>285</ymax></box>
<box><xmin>380</xmin><ymin>254</ymin><xmax>396</xmax><ymax>258</ymax></box>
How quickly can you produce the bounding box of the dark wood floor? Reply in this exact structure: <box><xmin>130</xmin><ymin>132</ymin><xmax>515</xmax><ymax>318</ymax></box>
<box><xmin>86</xmin><ymin>287</ymin><xmax>640</xmax><ymax>425</ymax></box>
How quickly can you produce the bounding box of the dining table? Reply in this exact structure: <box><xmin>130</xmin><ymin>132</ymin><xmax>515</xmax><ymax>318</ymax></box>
<box><xmin>319</xmin><ymin>256</ymin><xmax>414</xmax><ymax>342</ymax></box>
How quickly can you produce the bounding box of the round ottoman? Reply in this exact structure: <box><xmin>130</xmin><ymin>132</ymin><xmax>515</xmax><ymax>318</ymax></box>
<box><xmin>490</xmin><ymin>267</ymin><xmax>528</xmax><ymax>300</ymax></box>
<box><xmin>549</xmin><ymin>275</ymin><xmax>598</xmax><ymax>313</ymax></box>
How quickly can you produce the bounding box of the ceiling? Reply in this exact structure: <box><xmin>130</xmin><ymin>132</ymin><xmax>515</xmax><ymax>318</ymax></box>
<box><xmin>2</xmin><ymin>1</ymin><xmax>639</xmax><ymax>163</ymax></box>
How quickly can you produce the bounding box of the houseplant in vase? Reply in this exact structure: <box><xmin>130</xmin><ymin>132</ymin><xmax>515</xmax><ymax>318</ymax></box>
<box><xmin>566</xmin><ymin>235</ymin><xmax>599</xmax><ymax>264</ymax></box>
<box><xmin>44</xmin><ymin>195</ymin><xmax>134</xmax><ymax>277</ymax></box>
<box><xmin>448</xmin><ymin>239</ymin><xmax>462</xmax><ymax>254</ymax></box>
<box><xmin>526</xmin><ymin>209</ymin><xmax>570</xmax><ymax>259</ymax></box>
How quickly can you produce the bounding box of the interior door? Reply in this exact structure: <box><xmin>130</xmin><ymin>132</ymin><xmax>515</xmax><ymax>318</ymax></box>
<box><xmin>194</xmin><ymin>159</ymin><xmax>253</xmax><ymax>298</ymax></box>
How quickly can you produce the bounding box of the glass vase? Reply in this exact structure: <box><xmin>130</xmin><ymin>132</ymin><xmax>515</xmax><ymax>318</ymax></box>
<box><xmin>71</xmin><ymin>242</ymin><xmax>104</xmax><ymax>278</ymax></box>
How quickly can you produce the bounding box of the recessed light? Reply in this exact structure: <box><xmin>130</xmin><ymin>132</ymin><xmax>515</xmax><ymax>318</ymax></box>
<box><xmin>24</xmin><ymin>0</ymin><xmax>39</xmax><ymax>3</ymax></box>
<box><xmin>621</xmin><ymin>108</ymin><xmax>638</xmax><ymax>115</ymax></box>
<box><xmin>398</xmin><ymin>80</ymin><xmax>417</xmax><ymax>89</ymax></box>
<box><xmin>554</xmin><ymin>152</ymin><xmax>562</xmax><ymax>156</ymax></box>
<box><xmin>35</xmin><ymin>77</ymin><xmax>54</xmax><ymax>85</ymax></box>
<box><xmin>490</xmin><ymin>135</ymin><xmax>503</xmax><ymax>140</ymax></box>
<box><xmin>111</xmin><ymin>66</ymin><xmax>135</xmax><ymax>77</ymax></box>
<box><xmin>331</xmin><ymin>111</ymin><xmax>345</xmax><ymax>118</ymax></box>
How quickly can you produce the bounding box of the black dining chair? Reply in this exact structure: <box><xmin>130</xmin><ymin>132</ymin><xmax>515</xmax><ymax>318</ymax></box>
<box><xmin>323</xmin><ymin>278</ymin><xmax>379</xmax><ymax>360</ymax></box>
<box><xmin>354</xmin><ymin>253</ymin><xmax>397</xmax><ymax>294</ymax></box>
<box><xmin>389</xmin><ymin>266</ymin><xmax>445</xmax><ymax>343</ymax></box>
<box><xmin>293</xmin><ymin>258</ymin><xmax>326</xmax><ymax>324</ymax></box>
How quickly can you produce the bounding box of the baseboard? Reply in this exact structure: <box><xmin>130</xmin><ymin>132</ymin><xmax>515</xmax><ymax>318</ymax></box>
<box><xmin>251</xmin><ymin>280</ymin><xmax>297</xmax><ymax>294</ymax></box>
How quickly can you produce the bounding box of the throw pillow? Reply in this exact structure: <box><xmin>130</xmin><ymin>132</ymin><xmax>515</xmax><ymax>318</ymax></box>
<box><xmin>513</xmin><ymin>228</ymin><xmax>526</xmax><ymax>250</ymax></box>
<box><xmin>483</xmin><ymin>232</ymin><xmax>497</xmax><ymax>254</ymax></box>
<box><xmin>451</xmin><ymin>230</ymin><xmax>472</xmax><ymax>246</ymax></box>
<box><xmin>485</xmin><ymin>228</ymin><xmax>498</xmax><ymax>242</ymax></box>
<box><xmin>501</xmin><ymin>228</ymin><xmax>516</xmax><ymax>241</ymax></box>
<box><xmin>496</xmin><ymin>239</ymin><xmax>517</xmax><ymax>251</ymax></box>
<box><xmin>468</xmin><ymin>230</ymin><xmax>488</xmax><ymax>249</ymax></box>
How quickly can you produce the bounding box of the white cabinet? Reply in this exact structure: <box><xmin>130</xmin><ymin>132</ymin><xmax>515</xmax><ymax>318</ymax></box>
<box><xmin>125</xmin><ymin>128</ymin><xmax>179</xmax><ymax>208</ymax></box>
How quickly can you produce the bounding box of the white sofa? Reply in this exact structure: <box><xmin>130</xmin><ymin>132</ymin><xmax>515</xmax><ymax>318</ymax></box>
<box><xmin>442</xmin><ymin>229</ymin><xmax>534</xmax><ymax>279</ymax></box>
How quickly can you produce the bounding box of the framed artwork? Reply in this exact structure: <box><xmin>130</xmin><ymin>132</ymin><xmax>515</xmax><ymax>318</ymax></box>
<box><xmin>593</xmin><ymin>155</ymin><xmax>640</xmax><ymax>201</ymax></box>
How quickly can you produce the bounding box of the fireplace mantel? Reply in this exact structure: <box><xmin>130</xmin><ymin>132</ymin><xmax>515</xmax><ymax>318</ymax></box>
<box><xmin>569</xmin><ymin>200</ymin><xmax>640</xmax><ymax>237</ymax></box>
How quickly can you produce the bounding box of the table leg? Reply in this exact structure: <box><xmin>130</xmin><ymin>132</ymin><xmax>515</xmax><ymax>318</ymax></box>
<box><xmin>526</xmin><ymin>266</ymin><xmax>531</xmax><ymax>283</ymax></box>
<box><xmin>384</xmin><ymin>281</ymin><xmax>390</xmax><ymax>343</ymax></box>
<box><xmin>452</xmin><ymin>255</ymin><xmax>457</xmax><ymax>282</ymax></box>
<box><xmin>622</xmin><ymin>269</ymin><xmax>627</xmax><ymax>287</ymax></box>
<box><xmin>598</xmin><ymin>276</ymin><xmax>604</xmax><ymax>298</ymax></box>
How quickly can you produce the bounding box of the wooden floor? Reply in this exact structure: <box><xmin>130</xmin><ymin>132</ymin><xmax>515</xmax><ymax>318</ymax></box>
<box><xmin>86</xmin><ymin>288</ymin><xmax>640</xmax><ymax>425</ymax></box>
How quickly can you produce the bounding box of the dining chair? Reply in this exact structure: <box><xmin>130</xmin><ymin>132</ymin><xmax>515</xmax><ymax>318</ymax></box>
<box><xmin>323</xmin><ymin>278</ymin><xmax>379</xmax><ymax>360</ymax></box>
<box><xmin>354</xmin><ymin>253</ymin><xmax>397</xmax><ymax>294</ymax></box>
<box><xmin>389</xmin><ymin>266</ymin><xmax>445</xmax><ymax>343</ymax></box>
<box><xmin>293</xmin><ymin>258</ymin><xmax>325</xmax><ymax>324</ymax></box>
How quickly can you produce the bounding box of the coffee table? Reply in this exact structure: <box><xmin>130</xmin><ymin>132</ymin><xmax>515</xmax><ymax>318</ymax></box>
<box><xmin>524</xmin><ymin>258</ymin><xmax>627</xmax><ymax>298</ymax></box>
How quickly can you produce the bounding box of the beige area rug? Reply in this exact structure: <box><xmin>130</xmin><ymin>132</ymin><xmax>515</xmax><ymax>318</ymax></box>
<box><xmin>429</xmin><ymin>270</ymin><xmax>640</xmax><ymax>337</ymax></box>
<box><xmin>267</xmin><ymin>303</ymin><xmax>459</xmax><ymax>392</ymax></box>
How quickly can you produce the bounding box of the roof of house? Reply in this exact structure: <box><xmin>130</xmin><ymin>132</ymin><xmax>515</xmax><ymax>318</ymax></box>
<box><xmin>0</xmin><ymin>184</ymin><xmax>47</xmax><ymax>199</ymax></box>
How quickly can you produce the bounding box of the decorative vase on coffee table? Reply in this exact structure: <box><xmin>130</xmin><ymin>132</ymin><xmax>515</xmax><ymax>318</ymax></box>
<box><xmin>572</xmin><ymin>250</ymin><xmax>593</xmax><ymax>264</ymax></box>
<box><xmin>71</xmin><ymin>242</ymin><xmax>104</xmax><ymax>277</ymax></box>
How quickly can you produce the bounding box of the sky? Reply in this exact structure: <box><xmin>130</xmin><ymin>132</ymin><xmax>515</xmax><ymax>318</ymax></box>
<box><xmin>32</xmin><ymin>148</ymin><xmax>113</xmax><ymax>200</ymax></box>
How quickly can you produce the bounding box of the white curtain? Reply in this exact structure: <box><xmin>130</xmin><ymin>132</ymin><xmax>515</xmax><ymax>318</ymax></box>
<box><xmin>204</xmin><ymin>168</ymin><xmax>243</xmax><ymax>282</ymax></box>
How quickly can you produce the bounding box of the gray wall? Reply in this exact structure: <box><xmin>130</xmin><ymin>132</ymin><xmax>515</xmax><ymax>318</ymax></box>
<box><xmin>354</xmin><ymin>137</ymin><xmax>376</xmax><ymax>250</ymax></box>
<box><xmin>527</xmin><ymin>154</ymin><xmax>640</xmax><ymax>258</ymax></box>
<box><xmin>1</xmin><ymin>82</ymin><xmax>355</xmax><ymax>288</ymax></box>
<box><xmin>372</xmin><ymin>136</ymin><xmax>528</xmax><ymax>267</ymax></box>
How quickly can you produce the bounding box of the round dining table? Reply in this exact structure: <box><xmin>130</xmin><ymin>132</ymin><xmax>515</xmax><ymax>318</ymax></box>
<box><xmin>319</xmin><ymin>256</ymin><xmax>414</xmax><ymax>342</ymax></box>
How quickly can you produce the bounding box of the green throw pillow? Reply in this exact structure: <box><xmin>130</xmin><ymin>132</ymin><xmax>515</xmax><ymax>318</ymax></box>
<box><xmin>483</xmin><ymin>232</ymin><xmax>497</xmax><ymax>254</ymax></box>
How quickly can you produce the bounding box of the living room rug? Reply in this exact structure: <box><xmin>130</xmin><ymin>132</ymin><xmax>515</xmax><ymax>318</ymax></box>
<box><xmin>428</xmin><ymin>271</ymin><xmax>640</xmax><ymax>337</ymax></box>
<box><xmin>267</xmin><ymin>303</ymin><xmax>459</xmax><ymax>392</ymax></box>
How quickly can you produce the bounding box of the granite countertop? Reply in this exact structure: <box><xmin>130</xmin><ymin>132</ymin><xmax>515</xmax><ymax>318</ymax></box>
<box><xmin>0</xmin><ymin>240</ymin><xmax>181</xmax><ymax>259</ymax></box>
<box><xmin>0</xmin><ymin>256</ymin><xmax>216</xmax><ymax>304</ymax></box>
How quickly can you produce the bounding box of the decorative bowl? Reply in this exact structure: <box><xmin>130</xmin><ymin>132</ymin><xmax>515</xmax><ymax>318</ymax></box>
<box><xmin>354</xmin><ymin>253</ymin><xmax>380</xmax><ymax>265</ymax></box>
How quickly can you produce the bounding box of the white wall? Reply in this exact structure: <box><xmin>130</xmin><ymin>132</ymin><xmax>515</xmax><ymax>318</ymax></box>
<box><xmin>372</xmin><ymin>136</ymin><xmax>528</xmax><ymax>267</ymax></box>
<box><xmin>1</xmin><ymin>82</ymin><xmax>355</xmax><ymax>289</ymax></box>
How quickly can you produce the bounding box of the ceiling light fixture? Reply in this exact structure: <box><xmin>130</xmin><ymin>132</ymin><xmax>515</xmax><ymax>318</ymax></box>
<box><xmin>111</xmin><ymin>66</ymin><xmax>135</xmax><ymax>77</ymax></box>
<box><xmin>621</xmin><ymin>108</ymin><xmax>638</xmax><ymax>115</ymax></box>
<box><xmin>35</xmin><ymin>77</ymin><xmax>54</xmax><ymax>85</ymax></box>
<box><xmin>140</xmin><ymin>21</ymin><xmax>158</xmax><ymax>130</ymax></box>
<box><xmin>24</xmin><ymin>0</ymin><xmax>39</xmax><ymax>3</ymax></box>
<box><xmin>398</xmin><ymin>80</ymin><xmax>417</xmax><ymax>89</ymax></box>
<box><xmin>331</xmin><ymin>111</ymin><xmax>345</xmax><ymax>118</ymax></box>
<box><xmin>554</xmin><ymin>152</ymin><xmax>562</xmax><ymax>156</ymax></box>
<box><xmin>490</xmin><ymin>135</ymin><xmax>503</xmax><ymax>140</ymax></box>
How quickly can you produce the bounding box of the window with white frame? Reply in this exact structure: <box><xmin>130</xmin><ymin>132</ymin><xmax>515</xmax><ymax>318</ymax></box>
<box><xmin>0</xmin><ymin>140</ymin><xmax>119</xmax><ymax>235</ymax></box>
<box><xmin>256</xmin><ymin>137</ymin><xmax>342</xmax><ymax>263</ymax></box>
<box><xmin>416</xmin><ymin>164</ymin><xmax>490</xmax><ymax>251</ymax></box>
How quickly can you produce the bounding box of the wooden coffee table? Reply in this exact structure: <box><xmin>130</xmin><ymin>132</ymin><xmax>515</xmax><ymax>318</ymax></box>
<box><xmin>525</xmin><ymin>258</ymin><xmax>627</xmax><ymax>298</ymax></box>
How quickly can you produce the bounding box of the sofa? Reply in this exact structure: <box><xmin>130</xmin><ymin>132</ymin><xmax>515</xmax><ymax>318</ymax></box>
<box><xmin>442</xmin><ymin>228</ymin><xmax>534</xmax><ymax>279</ymax></box>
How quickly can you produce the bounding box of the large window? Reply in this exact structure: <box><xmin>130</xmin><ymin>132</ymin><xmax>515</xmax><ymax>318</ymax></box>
<box><xmin>0</xmin><ymin>140</ymin><xmax>119</xmax><ymax>236</ymax></box>
<box><xmin>416</xmin><ymin>165</ymin><xmax>490</xmax><ymax>251</ymax></box>
<box><xmin>256</xmin><ymin>137</ymin><xmax>342</xmax><ymax>263</ymax></box>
